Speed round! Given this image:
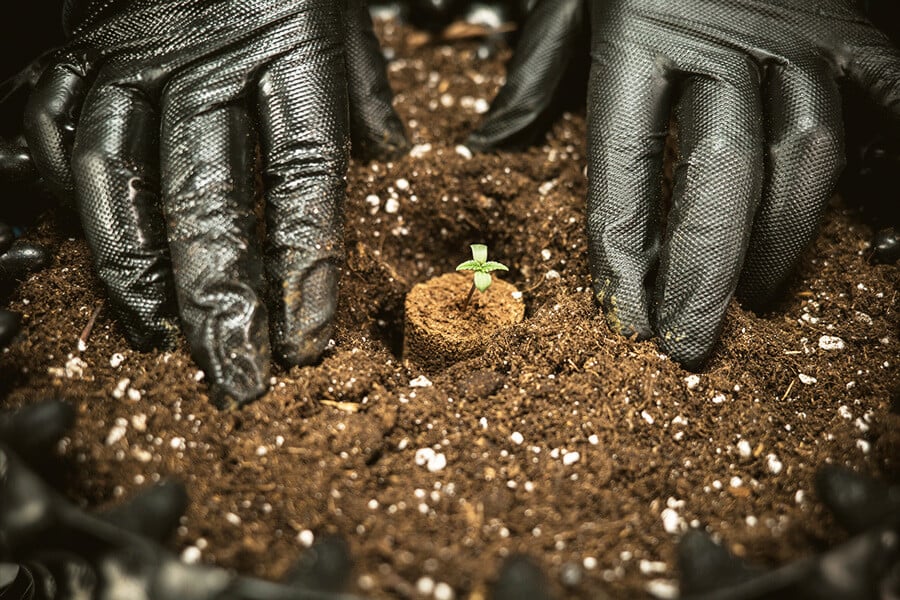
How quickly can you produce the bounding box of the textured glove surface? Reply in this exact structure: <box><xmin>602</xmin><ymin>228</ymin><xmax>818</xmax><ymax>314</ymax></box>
<box><xmin>24</xmin><ymin>0</ymin><xmax>407</xmax><ymax>407</ymax></box>
<box><xmin>0</xmin><ymin>402</ymin><xmax>363</xmax><ymax>600</ymax></box>
<box><xmin>470</xmin><ymin>0</ymin><xmax>900</xmax><ymax>369</ymax></box>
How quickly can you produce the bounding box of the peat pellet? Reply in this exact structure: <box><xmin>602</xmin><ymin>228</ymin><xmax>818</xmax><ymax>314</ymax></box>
<box><xmin>403</xmin><ymin>271</ymin><xmax>524</xmax><ymax>371</ymax></box>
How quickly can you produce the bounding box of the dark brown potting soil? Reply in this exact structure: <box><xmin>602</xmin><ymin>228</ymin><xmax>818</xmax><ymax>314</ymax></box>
<box><xmin>2</xmin><ymin>19</ymin><xmax>898</xmax><ymax>600</ymax></box>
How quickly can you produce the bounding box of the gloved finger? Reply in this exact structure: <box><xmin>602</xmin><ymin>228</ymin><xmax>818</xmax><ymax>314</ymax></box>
<box><xmin>0</xmin><ymin>400</ymin><xmax>74</xmax><ymax>460</ymax></box>
<box><xmin>162</xmin><ymin>78</ymin><xmax>269</xmax><ymax>409</ymax></box>
<box><xmin>814</xmin><ymin>465</ymin><xmax>899</xmax><ymax>535</ymax></box>
<box><xmin>285</xmin><ymin>535</ymin><xmax>353</xmax><ymax>593</ymax></box>
<box><xmin>586</xmin><ymin>49</ymin><xmax>672</xmax><ymax>341</ymax></box>
<box><xmin>70</xmin><ymin>75</ymin><xmax>177</xmax><ymax>350</ymax></box>
<box><xmin>0</xmin><ymin>241</ymin><xmax>52</xmax><ymax>284</ymax></box>
<box><xmin>344</xmin><ymin>0</ymin><xmax>408</xmax><ymax>160</ymax></box>
<box><xmin>0</xmin><ymin>310</ymin><xmax>20</xmax><ymax>348</ymax></box>
<box><xmin>738</xmin><ymin>63</ymin><xmax>844</xmax><ymax>310</ymax></box>
<box><xmin>23</xmin><ymin>51</ymin><xmax>93</xmax><ymax>201</ymax></box>
<box><xmin>466</xmin><ymin>0</ymin><xmax>585</xmax><ymax>151</ymax></box>
<box><xmin>257</xmin><ymin>14</ymin><xmax>349</xmax><ymax>368</ymax></box>
<box><xmin>490</xmin><ymin>555</ymin><xmax>552</xmax><ymax>600</ymax></box>
<box><xmin>654</xmin><ymin>71</ymin><xmax>764</xmax><ymax>369</ymax></box>
<box><xmin>842</xmin><ymin>24</ymin><xmax>900</xmax><ymax>123</ymax></box>
<box><xmin>0</xmin><ymin>138</ymin><xmax>37</xmax><ymax>185</ymax></box>
<box><xmin>100</xmin><ymin>480</ymin><xmax>188</xmax><ymax>543</ymax></box>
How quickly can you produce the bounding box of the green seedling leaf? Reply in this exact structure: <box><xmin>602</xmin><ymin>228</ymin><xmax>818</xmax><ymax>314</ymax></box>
<box><xmin>471</xmin><ymin>244</ymin><xmax>488</xmax><ymax>263</ymax></box>
<box><xmin>456</xmin><ymin>260</ymin><xmax>481</xmax><ymax>271</ymax></box>
<box><xmin>458</xmin><ymin>243</ymin><xmax>511</xmax><ymax>309</ymax></box>
<box><xmin>482</xmin><ymin>261</ymin><xmax>509</xmax><ymax>272</ymax></box>
<box><xmin>474</xmin><ymin>271</ymin><xmax>492</xmax><ymax>292</ymax></box>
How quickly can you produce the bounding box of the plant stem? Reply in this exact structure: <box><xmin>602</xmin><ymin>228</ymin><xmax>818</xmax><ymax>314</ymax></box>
<box><xmin>461</xmin><ymin>282</ymin><xmax>476</xmax><ymax>311</ymax></box>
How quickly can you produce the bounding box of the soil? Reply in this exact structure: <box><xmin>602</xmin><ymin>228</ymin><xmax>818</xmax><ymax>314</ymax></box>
<box><xmin>2</xmin><ymin>18</ymin><xmax>899</xmax><ymax>600</ymax></box>
<box><xmin>404</xmin><ymin>272</ymin><xmax>524</xmax><ymax>371</ymax></box>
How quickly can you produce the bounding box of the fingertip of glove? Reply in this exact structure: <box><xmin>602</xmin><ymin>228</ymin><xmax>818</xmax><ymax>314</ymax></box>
<box><xmin>209</xmin><ymin>377</ymin><xmax>270</xmax><ymax>411</ymax></box>
<box><xmin>275</xmin><ymin>324</ymin><xmax>334</xmax><ymax>369</ymax></box>
<box><xmin>658</xmin><ymin>336</ymin><xmax>710</xmax><ymax>372</ymax></box>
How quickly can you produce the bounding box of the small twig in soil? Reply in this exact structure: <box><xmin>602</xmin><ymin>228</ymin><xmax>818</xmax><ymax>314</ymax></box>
<box><xmin>320</xmin><ymin>399</ymin><xmax>363</xmax><ymax>413</ymax></box>
<box><xmin>780</xmin><ymin>378</ymin><xmax>796</xmax><ymax>402</ymax></box>
<box><xmin>77</xmin><ymin>303</ymin><xmax>103</xmax><ymax>353</ymax></box>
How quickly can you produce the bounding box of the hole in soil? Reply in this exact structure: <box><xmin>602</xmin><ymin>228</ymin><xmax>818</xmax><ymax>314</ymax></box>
<box><xmin>364</xmin><ymin>446</ymin><xmax>383</xmax><ymax>467</ymax></box>
<box><xmin>373</xmin><ymin>301</ymin><xmax>405</xmax><ymax>359</ymax></box>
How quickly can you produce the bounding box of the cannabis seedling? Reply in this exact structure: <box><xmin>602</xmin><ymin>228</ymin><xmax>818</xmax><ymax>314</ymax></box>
<box><xmin>456</xmin><ymin>244</ymin><xmax>509</xmax><ymax>310</ymax></box>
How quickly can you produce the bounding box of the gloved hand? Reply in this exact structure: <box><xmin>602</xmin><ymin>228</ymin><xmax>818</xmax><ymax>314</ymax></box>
<box><xmin>0</xmin><ymin>401</ymin><xmax>363</xmax><ymax>600</ymax></box>
<box><xmin>368</xmin><ymin>0</ymin><xmax>533</xmax><ymax>33</ymax></box>
<box><xmin>677</xmin><ymin>465</ymin><xmax>900</xmax><ymax>599</ymax></box>
<box><xmin>469</xmin><ymin>0</ymin><xmax>900</xmax><ymax>368</ymax></box>
<box><xmin>0</xmin><ymin>79</ymin><xmax>54</xmax><ymax>348</ymax></box>
<box><xmin>24</xmin><ymin>0</ymin><xmax>408</xmax><ymax>407</ymax></box>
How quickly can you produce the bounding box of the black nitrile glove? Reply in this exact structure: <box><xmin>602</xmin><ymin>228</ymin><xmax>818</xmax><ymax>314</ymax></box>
<box><xmin>23</xmin><ymin>0</ymin><xmax>408</xmax><ymax>408</ymax></box>
<box><xmin>469</xmin><ymin>0</ymin><xmax>900</xmax><ymax>369</ymax></box>
<box><xmin>0</xmin><ymin>62</ymin><xmax>58</xmax><ymax>350</ymax></box>
<box><xmin>368</xmin><ymin>1</ymin><xmax>533</xmax><ymax>33</ymax></box>
<box><xmin>0</xmin><ymin>401</ymin><xmax>362</xmax><ymax>600</ymax></box>
<box><xmin>677</xmin><ymin>466</ymin><xmax>900</xmax><ymax>599</ymax></box>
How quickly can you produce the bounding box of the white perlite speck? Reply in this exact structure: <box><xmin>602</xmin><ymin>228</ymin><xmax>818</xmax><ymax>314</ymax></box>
<box><xmin>415</xmin><ymin>449</ymin><xmax>446</xmax><ymax>473</ymax></box>
<box><xmin>588</xmin><ymin>434</ymin><xmax>599</xmax><ymax>445</ymax></box>
<box><xmin>684</xmin><ymin>374</ymin><xmax>700</xmax><ymax>390</ymax></box>
<box><xmin>112</xmin><ymin>378</ymin><xmax>130</xmax><ymax>399</ymax></box>
<box><xmin>856</xmin><ymin>439</ymin><xmax>871</xmax><ymax>454</ymax></box>
<box><xmin>660</xmin><ymin>508</ymin><xmax>683</xmax><ymax>534</ymax></box>
<box><xmin>409</xmin><ymin>143</ymin><xmax>432</xmax><ymax>158</ymax></box>
<box><xmin>415</xmin><ymin>448</ymin><xmax>435</xmax><ymax>466</ymax></box>
<box><xmin>766</xmin><ymin>454</ymin><xmax>783</xmax><ymax>475</ymax></box>
<box><xmin>434</xmin><ymin>582</ymin><xmax>455</xmax><ymax>600</ymax></box>
<box><xmin>641</xmin><ymin>410</ymin><xmax>655</xmax><ymax>425</ymax></box>
<box><xmin>131</xmin><ymin>413</ymin><xmax>147</xmax><ymax>432</ymax></box>
<box><xmin>64</xmin><ymin>355</ymin><xmax>88</xmax><ymax>378</ymax></box>
<box><xmin>711</xmin><ymin>394</ymin><xmax>726</xmax><ymax>404</ymax></box>
<box><xmin>510</xmin><ymin>431</ymin><xmax>524</xmax><ymax>445</ymax></box>
<box><xmin>646</xmin><ymin>579</ymin><xmax>679</xmax><ymax>599</ymax></box>
<box><xmin>110</xmin><ymin>353</ymin><xmax>125</xmax><ymax>368</ymax></box>
<box><xmin>384</xmin><ymin>197</ymin><xmax>400</xmax><ymax>214</ymax></box>
<box><xmin>563</xmin><ymin>451</ymin><xmax>580</xmax><ymax>466</ymax></box>
<box><xmin>105</xmin><ymin>418</ymin><xmax>128</xmax><ymax>445</ymax></box>
<box><xmin>225</xmin><ymin>512</ymin><xmax>241</xmax><ymax>526</ymax></box>
<box><xmin>639</xmin><ymin>560</ymin><xmax>667</xmax><ymax>575</ymax></box>
<box><xmin>409</xmin><ymin>374</ymin><xmax>432</xmax><ymax>388</ymax></box>
<box><xmin>737</xmin><ymin>440</ymin><xmax>752</xmax><ymax>458</ymax></box>
<box><xmin>798</xmin><ymin>373</ymin><xmax>817</xmax><ymax>385</ymax></box>
<box><xmin>818</xmin><ymin>335</ymin><xmax>845</xmax><ymax>350</ymax></box>
<box><xmin>180</xmin><ymin>546</ymin><xmax>202</xmax><ymax>564</ymax></box>
<box><xmin>298</xmin><ymin>529</ymin><xmax>314</xmax><ymax>547</ymax></box>
<box><xmin>415</xmin><ymin>577</ymin><xmax>435</xmax><ymax>596</ymax></box>
<box><xmin>838</xmin><ymin>405</ymin><xmax>853</xmax><ymax>419</ymax></box>
<box><xmin>538</xmin><ymin>181</ymin><xmax>555</xmax><ymax>196</ymax></box>
<box><xmin>395</xmin><ymin>178</ymin><xmax>410</xmax><ymax>191</ymax></box>
<box><xmin>455</xmin><ymin>144</ymin><xmax>473</xmax><ymax>159</ymax></box>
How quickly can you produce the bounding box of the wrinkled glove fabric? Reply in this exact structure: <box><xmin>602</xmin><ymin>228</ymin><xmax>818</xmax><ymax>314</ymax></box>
<box><xmin>24</xmin><ymin>0</ymin><xmax>407</xmax><ymax>407</ymax></box>
<box><xmin>470</xmin><ymin>0</ymin><xmax>900</xmax><ymax>369</ymax></box>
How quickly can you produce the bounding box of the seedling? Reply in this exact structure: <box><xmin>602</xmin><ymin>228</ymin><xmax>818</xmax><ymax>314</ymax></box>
<box><xmin>456</xmin><ymin>244</ymin><xmax>509</xmax><ymax>310</ymax></box>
